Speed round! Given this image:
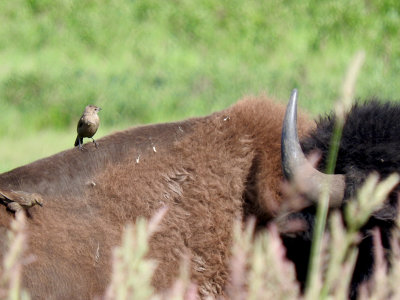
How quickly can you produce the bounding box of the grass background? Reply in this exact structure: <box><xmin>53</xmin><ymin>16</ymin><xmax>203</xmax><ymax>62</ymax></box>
<box><xmin>1</xmin><ymin>0</ymin><xmax>400</xmax><ymax>172</ymax></box>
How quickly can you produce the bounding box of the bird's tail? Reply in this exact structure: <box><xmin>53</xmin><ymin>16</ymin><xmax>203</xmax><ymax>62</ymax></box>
<box><xmin>74</xmin><ymin>136</ymin><xmax>83</xmax><ymax>147</ymax></box>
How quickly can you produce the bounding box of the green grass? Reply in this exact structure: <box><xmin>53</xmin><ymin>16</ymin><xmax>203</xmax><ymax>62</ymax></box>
<box><xmin>1</xmin><ymin>0</ymin><xmax>400</xmax><ymax>171</ymax></box>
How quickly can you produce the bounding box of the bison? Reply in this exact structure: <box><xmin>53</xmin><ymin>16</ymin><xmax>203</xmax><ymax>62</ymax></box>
<box><xmin>0</xmin><ymin>96</ymin><xmax>312</xmax><ymax>299</ymax></box>
<box><xmin>281</xmin><ymin>90</ymin><xmax>400</xmax><ymax>299</ymax></box>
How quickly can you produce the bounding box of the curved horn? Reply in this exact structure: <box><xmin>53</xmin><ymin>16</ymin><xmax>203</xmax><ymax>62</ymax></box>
<box><xmin>281</xmin><ymin>89</ymin><xmax>345</xmax><ymax>207</ymax></box>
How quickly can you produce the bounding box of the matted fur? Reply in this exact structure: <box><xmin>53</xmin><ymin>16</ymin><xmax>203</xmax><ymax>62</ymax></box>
<box><xmin>0</xmin><ymin>97</ymin><xmax>312</xmax><ymax>299</ymax></box>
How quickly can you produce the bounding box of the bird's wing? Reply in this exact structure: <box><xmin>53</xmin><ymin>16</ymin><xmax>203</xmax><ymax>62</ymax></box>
<box><xmin>77</xmin><ymin>117</ymin><xmax>85</xmax><ymax>129</ymax></box>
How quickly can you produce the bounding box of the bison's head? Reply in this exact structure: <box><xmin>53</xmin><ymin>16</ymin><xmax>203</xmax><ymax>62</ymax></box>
<box><xmin>280</xmin><ymin>90</ymin><xmax>400</xmax><ymax>299</ymax></box>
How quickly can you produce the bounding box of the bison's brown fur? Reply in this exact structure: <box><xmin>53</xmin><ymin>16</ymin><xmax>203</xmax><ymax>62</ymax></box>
<box><xmin>0</xmin><ymin>97</ymin><xmax>312</xmax><ymax>299</ymax></box>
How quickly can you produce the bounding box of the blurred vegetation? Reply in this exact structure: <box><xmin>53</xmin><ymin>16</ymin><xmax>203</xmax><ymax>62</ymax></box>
<box><xmin>1</xmin><ymin>0</ymin><xmax>400</xmax><ymax>170</ymax></box>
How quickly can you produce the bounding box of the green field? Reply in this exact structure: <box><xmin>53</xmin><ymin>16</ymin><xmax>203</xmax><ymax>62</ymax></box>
<box><xmin>1</xmin><ymin>0</ymin><xmax>400</xmax><ymax>172</ymax></box>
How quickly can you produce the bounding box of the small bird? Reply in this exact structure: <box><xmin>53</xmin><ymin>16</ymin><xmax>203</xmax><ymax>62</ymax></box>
<box><xmin>0</xmin><ymin>189</ymin><xmax>44</xmax><ymax>213</ymax></box>
<box><xmin>74</xmin><ymin>105</ymin><xmax>101</xmax><ymax>149</ymax></box>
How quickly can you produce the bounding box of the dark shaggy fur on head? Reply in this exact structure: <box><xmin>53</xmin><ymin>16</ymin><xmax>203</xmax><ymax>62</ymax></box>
<box><xmin>282</xmin><ymin>100</ymin><xmax>400</xmax><ymax>299</ymax></box>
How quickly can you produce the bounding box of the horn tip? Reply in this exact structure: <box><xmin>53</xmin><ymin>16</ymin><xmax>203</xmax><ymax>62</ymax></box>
<box><xmin>290</xmin><ymin>88</ymin><xmax>298</xmax><ymax>99</ymax></box>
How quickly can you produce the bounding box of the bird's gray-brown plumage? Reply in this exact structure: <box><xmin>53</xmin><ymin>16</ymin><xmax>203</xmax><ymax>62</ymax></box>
<box><xmin>0</xmin><ymin>189</ymin><xmax>43</xmax><ymax>213</ymax></box>
<box><xmin>74</xmin><ymin>105</ymin><xmax>101</xmax><ymax>149</ymax></box>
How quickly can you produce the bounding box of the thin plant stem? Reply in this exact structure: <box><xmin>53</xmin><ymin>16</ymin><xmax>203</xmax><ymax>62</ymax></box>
<box><xmin>305</xmin><ymin>51</ymin><xmax>365</xmax><ymax>299</ymax></box>
<box><xmin>305</xmin><ymin>119</ymin><xmax>344</xmax><ymax>298</ymax></box>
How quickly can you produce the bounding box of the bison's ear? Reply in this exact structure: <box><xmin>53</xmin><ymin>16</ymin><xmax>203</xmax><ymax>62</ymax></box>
<box><xmin>281</xmin><ymin>89</ymin><xmax>345</xmax><ymax>208</ymax></box>
<box><xmin>0</xmin><ymin>189</ymin><xmax>44</xmax><ymax>208</ymax></box>
<box><xmin>0</xmin><ymin>189</ymin><xmax>13</xmax><ymax>201</ymax></box>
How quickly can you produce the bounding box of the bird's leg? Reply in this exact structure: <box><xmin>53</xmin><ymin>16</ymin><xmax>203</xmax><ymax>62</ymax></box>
<box><xmin>92</xmin><ymin>138</ymin><xmax>98</xmax><ymax>148</ymax></box>
<box><xmin>7</xmin><ymin>202</ymin><xmax>23</xmax><ymax>213</ymax></box>
<box><xmin>78</xmin><ymin>139</ymin><xmax>84</xmax><ymax>151</ymax></box>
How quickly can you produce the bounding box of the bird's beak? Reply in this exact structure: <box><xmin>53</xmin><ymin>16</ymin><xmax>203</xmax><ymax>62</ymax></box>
<box><xmin>98</xmin><ymin>107</ymin><xmax>102</xmax><ymax>111</ymax></box>
<box><xmin>37</xmin><ymin>202</ymin><xmax>43</xmax><ymax>207</ymax></box>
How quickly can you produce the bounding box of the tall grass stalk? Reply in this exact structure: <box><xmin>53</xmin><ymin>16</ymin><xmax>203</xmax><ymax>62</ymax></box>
<box><xmin>227</xmin><ymin>219</ymin><xmax>299</xmax><ymax>300</ymax></box>
<box><xmin>305</xmin><ymin>51</ymin><xmax>365</xmax><ymax>299</ymax></box>
<box><xmin>0</xmin><ymin>212</ymin><xmax>30</xmax><ymax>300</ymax></box>
<box><xmin>104</xmin><ymin>207</ymin><xmax>167</xmax><ymax>300</ymax></box>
